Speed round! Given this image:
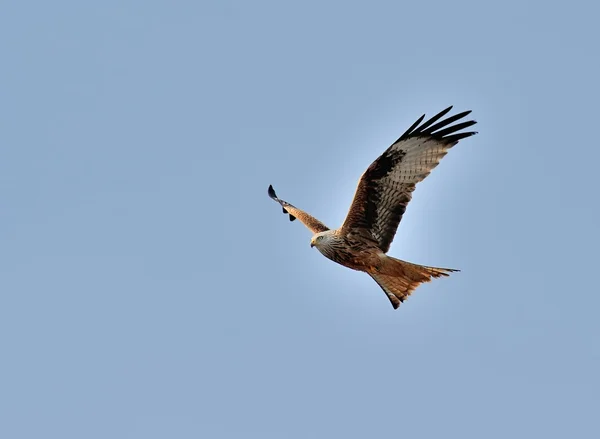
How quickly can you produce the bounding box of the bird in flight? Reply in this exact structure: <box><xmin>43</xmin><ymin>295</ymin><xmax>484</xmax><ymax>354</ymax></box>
<box><xmin>268</xmin><ymin>106</ymin><xmax>477</xmax><ymax>309</ymax></box>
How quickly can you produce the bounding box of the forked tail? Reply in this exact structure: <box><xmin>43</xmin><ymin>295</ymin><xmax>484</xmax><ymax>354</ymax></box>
<box><xmin>369</xmin><ymin>257</ymin><xmax>458</xmax><ymax>309</ymax></box>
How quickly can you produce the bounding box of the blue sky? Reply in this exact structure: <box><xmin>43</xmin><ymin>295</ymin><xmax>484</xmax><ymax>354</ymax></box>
<box><xmin>1</xmin><ymin>1</ymin><xmax>599</xmax><ymax>438</ymax></box>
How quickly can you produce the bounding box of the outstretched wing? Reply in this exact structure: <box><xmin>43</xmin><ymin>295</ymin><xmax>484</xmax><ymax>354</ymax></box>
<box><xmin>340</xmin><ymin>106</ymin><xmax>477</xmax><ymax>253</ymax></box>
<box><xmin>268</xmin><ymin>185</ymin><xmax>329</xmax><ymax>233</ymax></box>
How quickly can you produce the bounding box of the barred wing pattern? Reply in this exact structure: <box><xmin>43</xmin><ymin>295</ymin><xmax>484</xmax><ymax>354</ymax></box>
<box><xmin>340</xmin><ymin>106</ymin><xmax>477</xmax><ymax>253</ymax></box>
<box><xmin>268</xmin><ymin>185</ymin><xmax>329</xmax><ymax>233</ymax></box>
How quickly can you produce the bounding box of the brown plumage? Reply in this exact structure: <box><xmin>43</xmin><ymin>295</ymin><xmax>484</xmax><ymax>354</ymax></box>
<box><xmin>268</xmin><ymin>106</ymin><xmax>477</xmax><ymax>309</ymax></box>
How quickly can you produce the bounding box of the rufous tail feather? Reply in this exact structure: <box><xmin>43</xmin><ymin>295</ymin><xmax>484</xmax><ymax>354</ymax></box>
<box><xmin>369</xmin><ymin>257</ymin><xmax>458</xmax><ymax>309</ymax></box>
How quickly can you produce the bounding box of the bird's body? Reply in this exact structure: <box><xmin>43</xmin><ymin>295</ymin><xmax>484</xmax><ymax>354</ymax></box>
<box><xmin>268</xmin><ymin>106</ymin><xmax>477</xmax><ymax>309</ymax></box>
<box><xmin>311</xmin><ymin>230</ymin><xmax>385</xmax><ymax>273</ymax></box>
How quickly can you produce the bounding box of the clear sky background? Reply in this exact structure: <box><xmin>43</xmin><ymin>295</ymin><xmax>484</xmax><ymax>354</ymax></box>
<box><xmin>1</xmin><ymin>1</ymin><xmax>599</xmax><ymax>438</ymax></box>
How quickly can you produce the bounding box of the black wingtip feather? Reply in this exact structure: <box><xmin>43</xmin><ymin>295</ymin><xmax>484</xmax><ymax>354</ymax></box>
<box><xmin>423</xmin><ymin>110</ymin><xmax>472</xmax><ymax>135</ymax></box>
<box><xmin>392</xmin><ymin>106</ymin><xmax>477</xmax><ymax>145</ymax></box>
<box><xmin>445</xmin><ymin>131</ymin><xmax>478</xmax><ymax>143</ymax></box>
<box><xmin>269</xmin><ymin>185</ymin><xmax>296</xmax><ymax>220</ymax></box>
<box><xmin>432</xmin><ymin>120</ymin><xmax>478</xmax><ymax>138</ymax></box>
<box><xmin>416</xmin><ymin>106</ymin><xmax>454</xmax><ymax>133</ymax></box>
<box><xmin>395</xmin><ymin>114</ymin><xmax>425</xmax><ymax>142</ymax></box>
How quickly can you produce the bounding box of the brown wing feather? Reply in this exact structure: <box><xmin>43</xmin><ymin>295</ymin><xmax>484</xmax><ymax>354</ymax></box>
<box><xmin>340</xmin><ymin>107</ymin><xmax>477</xmax><ymax>252</ymax></box>
<box><xmin>268</xmin><ymin>185</ymin><xmax>329</xmax><ymax>233</ymax></box>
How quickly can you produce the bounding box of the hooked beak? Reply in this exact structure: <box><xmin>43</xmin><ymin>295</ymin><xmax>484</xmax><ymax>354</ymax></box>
<box><xmin>310</xmin><ymin>242</ymin><xmax>315</xmax><ymax>248</ymax></box>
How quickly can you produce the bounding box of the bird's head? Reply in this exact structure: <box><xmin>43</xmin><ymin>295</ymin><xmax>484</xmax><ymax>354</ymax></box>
<box><xmin>310</xmin><ymin>230</ymin><xmax>333</xmax><ymax>248</ymax></box>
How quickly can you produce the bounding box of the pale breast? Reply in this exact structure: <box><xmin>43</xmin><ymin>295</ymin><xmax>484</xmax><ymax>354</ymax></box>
<box><xmin>318</xmin><ymin>233</ymin><xmax>383</xmax><ymax>273</ymax></box>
